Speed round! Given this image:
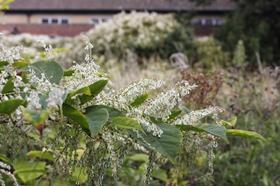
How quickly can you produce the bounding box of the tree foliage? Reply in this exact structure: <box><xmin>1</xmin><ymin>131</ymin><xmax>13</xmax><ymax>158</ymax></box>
<box><xmin>216</xmin><ymin>0</ymin><xmax>280</xmax><ymax>65</ymax></box>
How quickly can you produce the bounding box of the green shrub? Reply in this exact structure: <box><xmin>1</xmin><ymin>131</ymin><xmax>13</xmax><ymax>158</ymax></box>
<box><xmin>194</xmin><ymin>38</ymin><xmax>229</xmax><ymax>70</ymax></box>
<box><xmin>0</xmin><ymin>43</ymin><xmax>262</xmax><ymax>185</ymax></box>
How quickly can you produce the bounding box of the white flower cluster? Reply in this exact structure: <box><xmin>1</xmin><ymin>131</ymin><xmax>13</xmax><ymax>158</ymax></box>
<box><xmin>172</xmin><ymin>106</ymin><xmax>224</xmax><ymax>125</ymax></box>
<box><xmin>0</xmin><ymin>44</ymin><xmax>22</xmax><ymax>62</ymax></box>
<box><xmin>138</xmin><ymin>116</ymin><xmax>163</xmax><ymax>137</ymax></box>
<box><xmin>63</xmin><ymin>60</ymin><xmax>105</xmax><ymax>92</ymax></box>
<box><xmin>0</xmin><ymin>161</ymin><xmax>10</xmax><ymax>171</ymax></box>
<box><xmin>0</xmin><ymin>33</ymin><xmax>62</xmax><ymax>60</ymax></box>
<box><xmin>47</xmin><ymin>87</ymin><xmax>66</xmax><ymax>108</ymax></box>
<box><xmin>0</xmin><ymin>161</ymin><xmax>19</xmax><ymax>186</ymax></box>
<box><xmin>27</xmin><ymin>68</ymin><xmax>66</xmax><ymax>111</ymax></box>
<box><xmin>0</xmin><ymin>46</ymin><xmax>26</xmax><ymax>99</ymax></box>
<box><xmin>87</xmin><ymin>12</ymin><xmax>178</xmax><ymax>51</ymax></box>
<box><xmin>26</xmin><ymin>91</ymin><xmax>42</xmax><ymax>110</ymax></box>
<box><xmin>97</xmin><ymin>79</ymin><xmax>167</xmax><ymax>137</ymax></box>
<box><xmin>28</xmin><ymin>68</ymin><xmax>53</xmax><ymax>93</ymax></box>
<box><xmin>99</xmin><ymin>79</ymin><xmax>197</xmax><ymax>137</ymax></box>
<box><xmin>0</xmin><ymin>70</ymin><xmax>9</xmax><ymax>92</ymax></box>
<box><xmin>142</xmin><ymin>81</ymin><xmax>197</xmax><ymax>121</ymax></box>
<box><xmin>118</xmin><ymin>79</ymin><xmax>164</xmax><ymax>105</ymax></box>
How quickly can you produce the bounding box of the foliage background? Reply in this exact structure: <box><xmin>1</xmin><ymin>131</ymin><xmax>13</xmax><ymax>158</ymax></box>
<box><xmin>0</xmin><ymin>7</ymin><xmax>279</xmax><ymax>185</ymax></box>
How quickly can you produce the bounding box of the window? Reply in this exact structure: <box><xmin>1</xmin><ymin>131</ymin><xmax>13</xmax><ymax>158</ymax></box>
<box><xmin>51</xmin><ymin>18</ymin><xmax>59</xmax><ymax>24</ymax></box>
<box><xmin>201</xmin><ymin>19</ymin><xmax>206</xmax><ymax>26</ymax></box>
<box><xmin>41</xmin><ymin>17</ymin><xmax>70</xmax><ymax>25</ymax></box>
<box><xmin>216</xmin><ymin>19</ymin><xmax>225</xmax><ymax>26</ymax></box>
<box><xmin>101</xmin><ymin>18</ymin><xmax>108</xmax><ymax>22</ymax></box>
<box><xmin>61</xmin><ymin>18</ymin><xmax>69</xmax><ymax>24</ymax></box>
<box><xmin>91</xmin><ymin>18</ymin><xmax>100</xmax><ymax>25</ymax></box>
<box><xmin>41</xmin><ymin>18</ymin><xmax>49</xmax><ymax>24</ymax></box>
<box><xmin>191</xmin><ymin>17</ymin><xmax>225</xmax><ymax>26</ymax></box>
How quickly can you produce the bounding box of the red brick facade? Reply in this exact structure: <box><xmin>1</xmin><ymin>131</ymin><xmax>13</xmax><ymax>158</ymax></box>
<box><xmin>0</xmin><ymin>24</ymin><xmax>94</xmax><ymax>37</ymax></box>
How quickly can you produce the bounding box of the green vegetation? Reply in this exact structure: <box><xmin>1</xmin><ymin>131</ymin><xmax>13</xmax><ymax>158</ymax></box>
<box><xmin>1</xmin><ymin>10</ymin><xmax>279</xmax><ymax>186</ymax></box>
<box><xmin>216</xmin><ymin>0</ymin><xmax>280</xmax><ymax>65</ymax></box>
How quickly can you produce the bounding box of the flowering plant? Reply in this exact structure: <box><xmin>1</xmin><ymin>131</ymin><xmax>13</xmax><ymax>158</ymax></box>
<box><xmin>0</xmin><ymin>44</ymin><xmax>264</xmax><ymax>185</ymax></box>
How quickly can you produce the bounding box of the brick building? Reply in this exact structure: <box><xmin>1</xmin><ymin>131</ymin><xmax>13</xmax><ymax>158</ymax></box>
<box><xmin>0</xmin><ymin>0</ymin><xmax>235</xmax><ymax>37</ymax></box>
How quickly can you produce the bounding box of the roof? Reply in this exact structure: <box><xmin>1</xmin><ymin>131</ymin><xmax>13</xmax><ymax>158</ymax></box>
<box><xmin>7</xmin><ymin>0</ymin><xmax>235</xmax><ymax>12</ymax></box>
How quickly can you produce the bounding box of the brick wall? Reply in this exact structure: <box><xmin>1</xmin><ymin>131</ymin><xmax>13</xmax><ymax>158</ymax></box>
<box><xmin>0</xmin><ymin>24</ymin><xmax>94</xmax><ymax>37</ymax></box>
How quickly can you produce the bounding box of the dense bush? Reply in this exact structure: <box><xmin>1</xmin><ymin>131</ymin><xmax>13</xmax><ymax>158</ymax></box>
<box><xmin>0</xmin><ymin>43</ymin><xmax>262</xmax><ymax>185</ymax></box>
<box><xmin>193</xmin><ymin>38</ymin><xmax>229</xmax><ymax>70</ymax></box>
<box><xmin>57</xmin><ymin>12</ymin><xmax>193</xmax><ymax>67</ymax></box>
<box><xmin>87</xmin><ymin>12</ymin><xmax>193</xmax><ymax>58</ymax></box>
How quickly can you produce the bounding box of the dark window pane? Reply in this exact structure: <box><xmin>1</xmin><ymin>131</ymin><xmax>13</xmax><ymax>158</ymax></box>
<box><xmin>61</xmin><ymin>19</ymin><xmax>69</xmax><ymax>24</ymax></box>
<box><xmin>91</xmin><ymin>18</ymin><xmax>99</xmax><ymax>25</ymax></box>
<box><xmin>42</xmin><ymin>18</ymin><xmax>49</xmax><ymax>24</ymax></box>
<box><xmin>51</xmin><ymin>18</ymin><xmax>58</xmax><ymax>24</ymax></box>
<box><xmin>205</xmin><ymin>19</ymin><xmax>212</xmax><ymax>25</ymax></box>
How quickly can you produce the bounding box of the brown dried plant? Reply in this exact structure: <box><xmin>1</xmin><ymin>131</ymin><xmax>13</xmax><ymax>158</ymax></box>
<box><xmin>181</xmin><ymin>70</ymin><xmax>223</xmax><ymax>108</ymax></box>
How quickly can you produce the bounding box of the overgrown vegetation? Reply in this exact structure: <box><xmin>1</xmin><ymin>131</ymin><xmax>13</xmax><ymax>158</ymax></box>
<box><xmin>1</xmin><ymin>10</ymin><xmax>279</xmax><ymax>186</ymax></box>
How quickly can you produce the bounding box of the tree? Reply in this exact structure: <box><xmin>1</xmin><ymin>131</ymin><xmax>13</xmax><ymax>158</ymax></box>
<box><xmin>216</xmin><ymin>0</ymin><xmax>280</xmax><ymax>65</ymax></box>
<box><xmin>0</xmin><ymin>0</ymin><xmax>14</xmax><ymax>10</ymax></box>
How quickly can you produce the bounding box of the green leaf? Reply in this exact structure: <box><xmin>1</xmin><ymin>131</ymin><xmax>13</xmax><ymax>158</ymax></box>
<box><xmin>0</xmin><ymin>0</ymin><xmax>14</xmax><ymax>10</ymax></box>
<box><xmin>63</xmin><ymin>69</ymin><xmax>75</xmax><ymax>76</ymax></box>
<box><xmin>23</xmin><ymin>109</ymin><xmax>49</xmax><ymax>127</ymax></box>
<box><xmin>0</xmin><ymin>99</ymin><xmax>25</xmax><ymax>114</ymax></box>
<box><xmin>112</xmin><ymin>116</ymin><xmax>142</xmax><ymax>130</ymax></box>
<box><xmin>85</xmin><ymin>107</ymin><xmax>109</xmax><ymax>136</ymax></box>
<box><xmin>62</xmin><ymin>104</ymin><xmax>90</xmax><ymax>135</ymax></box>
<box><xmin>152</xmin><ymin>169</ymin><xmax>168</xmax><ymax>182</ymax></box>
<box><xmin>127</xmin><ymin>153</ymin><xmax>149</xmax><ymax>162</ymax></box>
<box><xmin>13</xmin><ymin>60</ymin><xmax>29</xmax><ymax>69</ymax></box>
<box><xmin>179</xmin><ymin>123</ymin><xmax>228</xmax><ymax>141</ymax></box>
<box><xmin>226</xmin><ymin>129</ymin><xmax>265</xmax><ymax>142</ymax></box>
<box><xmin>0</xmin><ymin>61</ymin><xmax>8</xmax><ymax>69</ymax></box>
<box><xmin>88</xmin><ymin>105</ymin><xmax>122</xmax><ymax>119</ymax></box>
<box><xmin>140</xmin><ymin>124</ymin><xmax>182</xmax><ymax>162</ymax></box>
<box><xmin>0</xmin><ymin>154</ymin><xmax>11</xmax><ymax>164</ymax></box>
<box><xmin>27</xmin><ymin>151</ymin><xmax>54</xmax><ymax>161</ymax></box>
<box><xmin>71</xmin><ymin>167</ymin><xmax>88</xmax><ymax>184</ymax></box>
<box><xmin>219</xmin><ymin>116</ymin><xmax>237</xmax><ymax>127</ymax></box>
<box><xmin>66</xmin><ymin>79</ymin><xmax>108</xmax><ymax>104</ymax></box>
<box><xmin>168</xmin><ymin>109</ymin><xmax>182</xmax><ymax>121</ymax></box>
<box><xmin>13</xmin><ymin>160</ymin><xmax>46</xmax><ymax>183</ymax></box>
<box><xmin>2</xmin><ymin>78</ymin><xmax>14</xmax><ymax>94</ymax></box>
<box><xmin>30</xmin><ymin>60</ymin><xmax>64</xmax><ymax>84</ymax></box>
<box><xmin>79</xmin><ymin>79</ymin><xmax>108</xmax><ymax>104</ymax></box>
<box><xmin>130</xmin><ymin>94</ymin><xmax>149</xmax><ymax>107</ymax></box>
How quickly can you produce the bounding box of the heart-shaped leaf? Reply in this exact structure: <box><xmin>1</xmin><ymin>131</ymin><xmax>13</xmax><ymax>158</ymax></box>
<box><xmin>13</xmin><ymin>160</ymin><xmax>46</xmax><ymax>183</ymax></box>
<box><xmin>140</xmin><ymin>124</ymin><xmax>182</xmax><ymax>162</ymax></box>
<box><xmin>179</xmin><ymin>123</ymin><xmax>228</xmax><ymax>141</ymax></box>
<box><xmin>88</xmin><ymin>105</ymin><xmax>122</xmax><ymax>119</ymax></box>
<box><xmin>30</xmin><ymin>60</ymin><xmax>63</xmax><ymax>84</ymax></box>
<box><xmin>62</xmin><ymin>104</ymin><xmax>90</xmax><ymax>134</ymax></box>
<box><xmin>85</xmin><ymin>106</ymin><xmax>109</xmax><ymax>136</ymax></box>
<box><xmin>0</xmin><ymin>99</ymin><xmax>25</xmax><ymax>114</ymax></box>
<box><xmin>66</xmin><ymin>79</ymin><xmax>108</xmax><ymax>104</ymax></box>
<box><xmin>112</xmin><ymin>116</ymin><xmax>142</xmax><ymax>130</ymax></box>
